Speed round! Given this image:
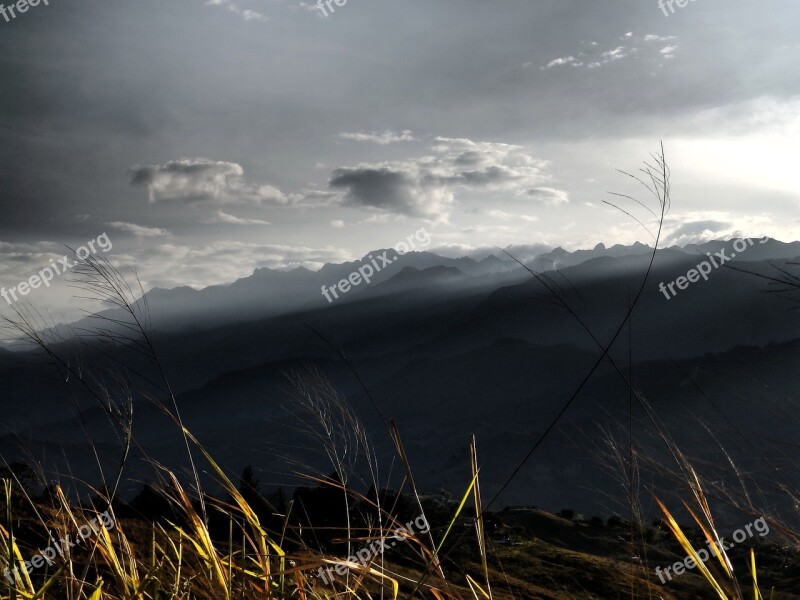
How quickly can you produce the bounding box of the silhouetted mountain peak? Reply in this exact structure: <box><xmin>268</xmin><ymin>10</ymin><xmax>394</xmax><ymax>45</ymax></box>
<box><xmin>381</xmin><ymin>265</ymin><xmax>465</xmax><ymax>287</ymax></box>
<box><xmin>480</xmin><ymin>255</ymin><xmax>504</xmax><ymax>264</ymax></box>
<box><xmin>146</xmin><ymin>286</ymin><xmax>199</xmax><ymax>299</ymax></box>
<box><xmin>360</xmin><ymin>248</ymin><xmax>396</xmax><ymax>261</ymax></box>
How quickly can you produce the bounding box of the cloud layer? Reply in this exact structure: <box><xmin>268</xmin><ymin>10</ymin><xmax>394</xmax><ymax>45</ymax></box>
<box><xmin>329</xmin><ymin>137</ymin><xmax>564</xmax><ymax>221</ymax></box>
<box><xmin>129</xmin><ymin>158</ymin><xmax>291</xmax><ymax>205</ymax></box>
<box><xmin>337</xmin><ymin>130</ymin><xmax>416</xmax><ymax>144</ymax></box>
<box><xmin>108</xmin><ymin>221</ymin><xmax>170</xmax><ymax>237</ymax></box>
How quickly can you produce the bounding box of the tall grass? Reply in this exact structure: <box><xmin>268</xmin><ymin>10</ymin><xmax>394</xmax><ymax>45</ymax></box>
<box><xmin>0</xmin><ymin>257</ymin><xmax>504</xmax><ymax>599</ymax></box>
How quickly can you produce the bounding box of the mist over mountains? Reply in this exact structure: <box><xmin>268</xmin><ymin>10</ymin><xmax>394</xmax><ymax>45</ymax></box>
<box><xmin>2</xmin><ymin>238</ymin><xmax>800</xmax><ymax>514</ymax></box>
<box><xmin>49</xmin><ymin>237</ymin><xmax>800</xmax><ymax>335</ymax></box>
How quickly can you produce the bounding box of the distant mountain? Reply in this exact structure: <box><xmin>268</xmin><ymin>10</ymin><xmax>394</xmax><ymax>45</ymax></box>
<box><xmin>57</xmin><ymin>250</ymin><xmax>520</xmax><ymax>335</ymax></box>
<box><xmin>682</xmin><ymin>238</ymin><xmax>800</xmax><ymax>262</ymax></box>
<box><xmin>33</xmin><ymin>238</ymin><xmax>791</xmax><ymax>340</ymax></box>
<box><xmin>448</xmin><ymin>243</ymin><xmax>552</xmax><ymax>263</ymax></box>
<box><xmin>527</xmin><ymin>241</ymin><xmax>653</xmax><ymax>271</ymax></box>
<box><xmin>3</xmin><ymin>238</ymin><xmax>800</xmax><ymax>512</ymax></box>
<box><xmin>369</xmin><ymin>265</ymin><xmax>467</xmax><ymax>292</ymax></box>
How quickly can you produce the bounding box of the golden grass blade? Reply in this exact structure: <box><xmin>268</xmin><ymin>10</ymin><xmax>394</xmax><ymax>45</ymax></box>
<box><xmin>361</xmin><ymin>564</ymin><xmax>399</xmax><ymax>599</ymax></box>
<box><xmin>29</xmin><ymin>566</ymin><xmax>64</xmax><ymax>599</ymax></box>
<box><xmin>93</xmin><ymin>516</ymin><xmax>135</xmax><ymax>594</ymax></box>
<box><xmin>470</xmin><ymin>435</ymin><xmax>492</xmax><ymax>600</ymax></box>
<box><xmin>0</xmin><ymin>523</ymin><xmax>34</xmax><ymax>595</ymax></box>
<box><xmin>682</xmin><ymin>502</ymin><xmax>734</xmax><ymax>578</ymax></box>
<box><xmin>181</xmin><ymin>426</ymin><xmax>286</xmax><ymax>589</ymax></box>
<box><xmin>750</xmin><ymin>549</ymin><xmax>762</xmax><ymax>600</ymax></box>
<box><xmin>337</xmin><ymin>566</ymin><xmax>398</xmax><ymax>600</ymax></box>
<box><xmin>406</xmin><ymin>472</ymin><xmax>479</xmax><ymax>598</ymax></box>
<box><xmin>88</xmin><ymin>579</ymin><xmax>104</xmax><ymax>600</ymax></box>
<box><xmin>316</xmin><ymin>558</ymin><xmax>400</xmax><ymax>598</ymax></box>
<box><xmin>2</xmin><ymin>479</ymin><xmax>34</xmax><ymax>595</ymax></box>
<box><xmin>656</xmin><ymin>498</ymin><xmax>729</xmax><ymax>600</ymax></box>
<box><xmin>174</xmin><ymin>535</ymin><xmax>183</xmax><ymax>595</ymax></box>
<box><xmin>389</xmin><ymin>420</ymin><xmax>447</xmax><ymax>586</ymax></box>
<box><xmin>680</xmin><ymin>471</ymin><xmax>736</xmax><ymax>580</ymax></box>
<box><xmin>436</xmin><ymin>473</ymin><xmax>478</xmax><ymax>557</ymax></box>
<box><xmin>465</xmin><ymin>577</ymin><xmax>481</xmax><ymax>600</ymax></box>
<box><xmin>465</xmin><ymin>574</ymin><xmax>491</xmax><ymax>600</ymax></box>
<box><xmin>429</xmin><ymin>587</ymin><xmax>447</xmax><ymax>600</ymax></box>
<box><xmin>129</xmin><ymin>567</ymin><xmax>162</xmax><ymax>600</ymax></box>
<box><xmin>167</xmin><ymin>472</ymin><xmax>230</xmax><ymax>598</ymax></box>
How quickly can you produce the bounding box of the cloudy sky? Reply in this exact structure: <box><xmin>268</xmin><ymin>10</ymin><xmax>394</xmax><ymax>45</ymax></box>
<box><xmin>1</xmin><ymin>0</ymin><xmax>799</xmax><ymax>317</ymax></box>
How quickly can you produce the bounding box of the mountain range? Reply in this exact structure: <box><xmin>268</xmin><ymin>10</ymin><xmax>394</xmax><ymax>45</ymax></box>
<box><xmin>2</xmin><ymin>239</ymin><xmax>800</xmax><ymax>516</ymax></box>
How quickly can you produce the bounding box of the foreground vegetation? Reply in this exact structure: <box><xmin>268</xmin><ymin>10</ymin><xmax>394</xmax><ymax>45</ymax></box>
<box><xmin>2</xmin><ymin>463</ymin><xmax>799</xmax><ymax>599</ymax></box>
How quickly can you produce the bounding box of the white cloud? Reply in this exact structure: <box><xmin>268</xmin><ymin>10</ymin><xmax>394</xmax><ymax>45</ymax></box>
<box><xmin>205</xmin><ymin>0</ymin><xmax>268</xmax><ymax>22</ymax></box>
<box><xmin>656</xmin><ymin>211</ymin><xmax>778</xmax><ymax>246</ymax></box>
<box><xmin>545</xmin><ymin>55</ymin><xmax>578</xmax><ymax>69</ymax></box>
<box><xmin>543</xmin><ymin>33</ymin><xmax>679</xmax><ymax>70</ymax></box>
<box><xmin>129</xmin><ymin>158</ymin><xmax>292</xmax><ymax>205</ymax></box>
<box><xmin>587</xmin><ymin>46</ymin><xmax>632</xmax><ymax>68</ymax></box>
<box><xmin>131</xmin><ymin>241</ymin><xmax>352</xmax><ymax>290</ymax></box>
<box><xmin>107</xmin><ymin>221</ymin><xmax>170</xmax><ymax>237</ymax></box>
<box><xmin>0</xmin><ymin>241</ymin><xmax>71</xmax><ymax>283</ymax></box>
<box><xmin>459</xmin><ymin>224</ymin><xmax>521</xmax><ymax>234</ymax></box>
<box><xmin>0</xmin><ymin>239</ymin><xmax>118</xmax><ymax>317</ymax></box>
<box><xmin>357</xmin><ymin>213</ymin><xmax>405</xmax><ymax>224</ymax></box>
<box><xmin>211</xmin><ymin>211</ymin><xmax>271</xmax><ymax>225</ymax></box>
<box><xmin>664</xmin><ymin>216</ymin><xmax>734</xmax><ymax>245</ymax></box>
<box><xmin>601</xmin><ymin>46</ymin><xmax>629</xmax><ymax>61</ymax></box>
<box><xmin>337</xmin><ymin>130</ymin><xmax>416</xmax><ymax>144</ymax></box>
<box><xmin>687</xmin><ymin>96</ymin><xmax>800</xmax><ymax>136</ymax></box>
<box><xmin>644</xmin><ymin>34</ymin><xmax>677</xmax><ymax>42</ymax></box>
<box><xmin>294</xmin><ymin>1</ymin><xmax>325</xmax><ymax>16</ymax></box>
<box><xmin>486</xmin><ymin>209</ymin><xmax>539</xmax><ymax>222</ymax></box>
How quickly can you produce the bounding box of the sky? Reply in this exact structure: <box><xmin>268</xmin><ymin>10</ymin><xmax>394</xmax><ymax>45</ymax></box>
<box><xmin>1</xmin><ymin>0</ymin><xmax>799</xmax><ymax>318</ymax></box>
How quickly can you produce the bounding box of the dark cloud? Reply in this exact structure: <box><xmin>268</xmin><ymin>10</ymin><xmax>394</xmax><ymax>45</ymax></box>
<box><xmin>526</xmin><ymin>187</ymin><xmax>570</xmax><ymax>206</ymax></box>
<box><xmin>330</xmin><ymin>168</ymin><xmax>426</xmax><ymax>216</ymax></box>
<box><xmin>327</xmin><ymin>137</ymin><xmax>561</xmax><ymax>220</ymax></box>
